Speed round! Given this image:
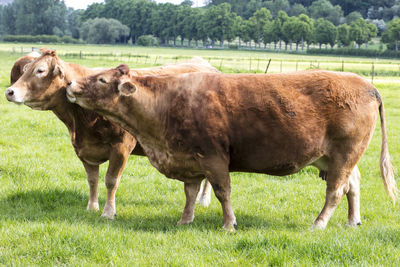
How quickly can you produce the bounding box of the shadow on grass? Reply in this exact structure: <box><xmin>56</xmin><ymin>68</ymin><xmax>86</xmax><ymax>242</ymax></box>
<box><xmin>0</xmin><ymin>189</ymin><xmax>302</xmax><ymax>232</ymax></box>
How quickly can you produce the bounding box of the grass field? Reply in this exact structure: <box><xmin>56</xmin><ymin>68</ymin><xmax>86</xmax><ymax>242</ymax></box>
<box><xmin>0</xmin><ymin>44</ymin><xmax>400</xmax><ymax>265</ymax></box>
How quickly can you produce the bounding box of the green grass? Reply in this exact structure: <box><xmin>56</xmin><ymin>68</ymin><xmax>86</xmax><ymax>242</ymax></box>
<box><xmin>1</xmin><ymin>44</ymin><xmax>400</xmax><ymax>266</ymax></box>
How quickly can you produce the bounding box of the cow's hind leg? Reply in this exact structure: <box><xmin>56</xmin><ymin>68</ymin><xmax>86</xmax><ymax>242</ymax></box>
<box><xmin>312</xmin><ymin>165</ymin><xmax>353</xmax><ymax>229</ymax></box>
<box><xmin>199</xmin><ymin>156</ymin><xmax>236</xmax><ymax>232</ymax></box>
<box><xmin>196</xmin><ymin>179</ymin><xmax>212</xmax><ymax>207</ymax></box>
<box><xmin>83</xmin><ymin>162</ymin><xmax>100</xmax><ymax>211</ymax></box>
<box><xmin>346</xmin><ymin>165</ymin><xmax>362</xmax><ymax>227</ymax></box>
<box><xmin>178</xmin><ymin>182</ymin><xmax>202</xmax><ymax>225</ymax></box>
<box><xmin>101</xmin><ymin>148</ymin><xmax>130</xmax><ymax>219</ymax></box>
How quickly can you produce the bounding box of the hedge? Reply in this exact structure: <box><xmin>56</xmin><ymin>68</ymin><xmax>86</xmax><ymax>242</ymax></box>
<box><xmin>2</xmin><ymin>35</ymin><xmax>81</xmax><ymax>44</ymax></box>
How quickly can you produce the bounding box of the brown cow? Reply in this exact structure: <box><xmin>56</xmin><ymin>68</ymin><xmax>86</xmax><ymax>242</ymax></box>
<box><xmin>5</xmin><ymin>49</ymin><xmax>217</xmax><ymax>219</ymax></box>
<box><xmin>66</xmin><ymin>65</ymin><xmax>397</xmax><ymax>231</ymax></box>
<box><xmin>10</xmin><ymin>51</ymin><xmax>41</xmax><ymax>85</ymax></box>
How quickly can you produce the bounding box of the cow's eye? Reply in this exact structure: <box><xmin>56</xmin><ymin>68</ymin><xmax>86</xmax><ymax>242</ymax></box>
<box><xmin>99</xmin><ymin>78</ymin><xmax>107</xmax><ymax>84</ymax></box>
<box><xmin>37</xmin><ymin>68</ymin><xmax>45</xmax><ymax>74</ymax></box>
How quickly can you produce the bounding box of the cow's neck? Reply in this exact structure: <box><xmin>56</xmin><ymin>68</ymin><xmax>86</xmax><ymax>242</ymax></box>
<box><xmin>50</xmin><ymin>62</ymin><xmax>98</xmax><ymax>136</ymax></box>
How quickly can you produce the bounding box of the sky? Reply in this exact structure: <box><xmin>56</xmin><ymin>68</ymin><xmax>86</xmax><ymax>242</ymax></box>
<box><xmin>63</xmin><ymin>0</ymin><xmax>206</xmax><ymax>10</ymax></box>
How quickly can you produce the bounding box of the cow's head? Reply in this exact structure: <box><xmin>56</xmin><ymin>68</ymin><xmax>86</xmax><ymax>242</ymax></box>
<box><xmin>5</xmin><ymin>48</ymin><xmax>66</xmax><ymax>110</ymax></box>
<box><xmin>66</xmin><ymin>64</ymin><xmax>135</xmax><ymax>112</ymax></box>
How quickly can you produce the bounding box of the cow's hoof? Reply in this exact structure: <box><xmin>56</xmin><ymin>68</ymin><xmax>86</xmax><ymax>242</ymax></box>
<box><xmin>101</xmin><ymin>205</ymin><xmax>116</xmax><ymax>220</ymax></box>
<box><xmin>177</xmin><ymin>217</ymin><xmax>194</xmax><ymax>225</ymax></box>
<box><xmin>223</xmin><ymin>223</ymin><xmax>236</xmax><ymax>233</ymax></box>
<box><xmin>86</xmin><ymin>202</ymin><xmax>99</xmax><ymax>211</ymax></box>
<box><xmin>345</xmin><ymin>221</ymin><xmax>362</xmax><ymax>227</ymax></box>
<box><xmin>310</xmin><ymin>221</ymin><xmax>326</xmax><ymax>230</ymax></box>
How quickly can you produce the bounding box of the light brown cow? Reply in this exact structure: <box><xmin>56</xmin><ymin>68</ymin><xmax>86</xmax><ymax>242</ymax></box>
<box><xmin>10</xmin><ymin>51</ymin><xmax>41</xmax><ymax>85</ymax></box>
<box><xmin>5</xmin><ymin>49</ymin><xmax>217</xmax><ymax>219</ymax></box>
<box><xmin>66</xmin><ymin>65</ymin><xmax>397</xmax><ymax>231</ymax></box>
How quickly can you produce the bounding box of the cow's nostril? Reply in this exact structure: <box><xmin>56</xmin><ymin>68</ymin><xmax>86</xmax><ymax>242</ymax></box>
<box><xmin>67</xmin><ymin>81</ymin><xmax>72</xmax><ymax>86</ymax></box>
<box><xmin>6</xmin><ymin>88</ymin><xmax>14</xmax><ymax>97</ymax></box>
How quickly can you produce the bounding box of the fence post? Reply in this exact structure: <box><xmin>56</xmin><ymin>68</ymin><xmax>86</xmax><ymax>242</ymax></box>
<box><xmin>280</xmin><ymin>60</ymin><xmax>282</xmax><ymax>72</ymax></box>
<box><xmin>342</xmin><ymin>60</ymin><xmax>344</xmax><ymax>72</ymax></box>
<box><xmin>265</xmin><ymin>59</ymin><xmax>272</xmax><ymax>74</ymax></box>
<box><xmin>371</xmin><ymin>62</ymin><xmax>375</xmax><ymax>84</ymax></box>
<box><xmin>154</xmin><ymin>56</ymin><xmax>158</xmax><ymax>65</ymax></box>
<box><xmin>249</xmin><ymin>57</ymin><xmax>252</xmax><ymax>72</ymax></box>
<box><xmin>219</xmin><ymin>58</ymin><xmax>223</xmax><ymax>69</ymax></box>
<box><xmin>80</xmin><ymin>50</ymin><xmax>82</xmax><ymax>59</ymax></box>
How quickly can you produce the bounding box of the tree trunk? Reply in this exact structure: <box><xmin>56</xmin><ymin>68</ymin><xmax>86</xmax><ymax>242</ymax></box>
<box><xmin>188</xmin><ymin>39</ymin><xmax>191</xmax><ymax>48</ymax></box>
<box><xmin>181</xmin><ymin>38</ymin><xmax>184</xmax><ymax>47</ymax></box>
<box><xmin>173</xmin><ymin>37</ymin><xmax>176</xmax><ymax>47</ymax></box>
<box><xmin>220</xmin><ymin>38</ymin><xmax>224</xmax><ymax>48</ymax></box>
<box><xmin>195</xmin><ymin>40</ymin><xmax>199</xmax><ymax>48</ymax></box>
<box><xmin>301</xmin><ymin>37</ymin><xmax>304</xmax><ymax>52</ymax></box>
<box><xmin>396</xmin><ymin>39</ymin><xmax>399</xmax><ymax>51</ymax></box>
<box><xmin>202</xmin><ymin>38</ymin><xmax>206</xmax><ymax>47</ymax></box>
<box><xmin>274</xmin><ymin>42</ymin><xmax>277</xmax><ymax>51</ymax></box>
<box><xmin>211</xmin><ymin>39</ymin><xmax>215</xmax><ymax>47</ymax></box>
<box><xmin>296</xmin><ymin>42</ymin><xmax>298</xmax><ymax>51</ymax></box>
<box><xmin>289</xmin><ymin>41</ymin><xmax>292</xmax><ymax>51</ymax></box>
<box><xmin>279</xmin><ymin>40</ymin><xmax>282</xmax><ymax>52</ymax></box>
<box><xmin>319</xmin><ymin>43</ymin><xmax>321</xmax><ymax>49</ymax></box>
<box><xmin>238</xmin><ymin>38</ymin><xmax>241</xmax><ymax>49</ymax></box>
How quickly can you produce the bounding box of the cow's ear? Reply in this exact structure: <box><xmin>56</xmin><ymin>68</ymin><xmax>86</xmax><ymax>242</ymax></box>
<box><xmin>117</xmin><ymin>64</ymin><xmax>130</xmax><ymax>75</ymax></box>
<box><xmin>53</xmin><ymin>64</ymin><xmax>65</xmax><ymax>79</ymax></box>
<box><xmin>118</xmin><ymin>81</ymin><xmax>137</xmax><ymax>96</ymax></box>
<box><xmin>23</xmin><ymin>62</ymin><xmax>32</xmax><ymax>73</ymax></box>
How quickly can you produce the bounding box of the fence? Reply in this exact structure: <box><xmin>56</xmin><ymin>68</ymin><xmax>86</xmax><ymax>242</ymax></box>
<box><xmin>8</xmin><ymin>46</ymin><xmax>400</xmax><ymax>83</ymax></box>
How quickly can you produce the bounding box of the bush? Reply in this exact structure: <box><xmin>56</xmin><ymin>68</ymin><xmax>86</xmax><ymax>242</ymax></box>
<box><xmin>307</xmin><ymin>47</ymin><xmax>400</xmax><ymax>58</ymax></box>
<box><xmin>137</xmin><ymin>35</ymin><xmax>159</xmax><ymax>46</ymax></box>
<box><xmin>2</xmin><ymin>34</ymin><xmax>81</xmax><ymax>44</ymax></box>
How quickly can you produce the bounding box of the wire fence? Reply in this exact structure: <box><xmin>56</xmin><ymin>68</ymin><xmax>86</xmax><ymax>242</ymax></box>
<box><xmin>10</xmin><ymin>46</ymin><xmax>400</xmax><ymax>84</ymax></box>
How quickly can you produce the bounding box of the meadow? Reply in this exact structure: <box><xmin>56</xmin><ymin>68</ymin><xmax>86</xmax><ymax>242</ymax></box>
<box><xmin>0</xmin><ymin>43</ymin><xmax>400</xmax><ymax>266</ymax></box>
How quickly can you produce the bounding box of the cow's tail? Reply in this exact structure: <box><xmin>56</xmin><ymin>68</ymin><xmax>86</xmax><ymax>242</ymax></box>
<box><xmin>378</xmin><ymin>100</ymin><xmax>397</xmax><ymax>203</ymax></box>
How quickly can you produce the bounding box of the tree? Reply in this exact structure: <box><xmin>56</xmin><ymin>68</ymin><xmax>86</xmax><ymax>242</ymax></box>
<box><xmin>282</xmin><ymin>14</ymin><xmax>314</xmax><ymax>51</ymax></box>
<box><xmin>66</xmin><ymin>8</ymin><xmax>83</xmax><ymax>39</ymax></box>
<box><xmin>271</xmin><ymin>10</ymin><xmax>289</xmax><ymax>51</ymax></box>
<box><xmin>315</xmin><ymin>18</ymin><xmax>337</xmax><ymax>49</ymax></box>
<box><xmin>80</xmin><ymin>2</ymin><xmax>104</xmax><ymax>21</ymax></box>
<box><xmin>289</xmin><ymin>3</ymin><xmax>307</xmax><ymax>17</ymax></box>
<box><xmin>349</xmin><ymin>18</ymin><xmax>377</xmax><ymax>48</ymax></box>
<box><xmin>382</xmin><ymin>18</ymin><xmax>400</xmax><ymax>51</ymax></box>
<box><xmin>265</xmin><ymin>0</ymin><xmax>290</xmax><ymax>18</ymax></box>
<box><xmin>203</xmin><ymin>3</ymin><xmax>236</xmax><ymax>48</ymax></box>
<box><xmin>151</xmin><ymin>3</ymin><xmax>179</xmax><ymax>46</ymax></box>
<box><xmin>308</xmin><ymin>0</ymin><xmax>343</xmax><ymax>25</ymax></box>
<box><xmin>249</xmin><ymin>8</ymin><xmax>271</xmax><ymax>48</ymax></box>
<box><xmin>337</xmin><ymin>23</ymin><xmax>351</xmax><ymax>47</ymax></box>
<box><xmin>80</xmin><ymin>18</ymin><xmax>129</xmax><ymax>44</ymax></box>
<box><xmin>345</xmin><ymin>11</ymin><xmax>362</xmax><ymax>24</ymax></box>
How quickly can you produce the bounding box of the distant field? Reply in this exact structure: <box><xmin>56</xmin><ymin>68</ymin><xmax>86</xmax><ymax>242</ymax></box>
<box><xmin>0</xmin><ymin>44</ymin><xmax>400</xmax><ymax>265</ymax></box>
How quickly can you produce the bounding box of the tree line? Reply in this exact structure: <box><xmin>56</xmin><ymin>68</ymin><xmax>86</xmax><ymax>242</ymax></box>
<box><xmin>1</xmin><ymin>0</ymin><xmax>400</xmax><ymax>51</ymax></box>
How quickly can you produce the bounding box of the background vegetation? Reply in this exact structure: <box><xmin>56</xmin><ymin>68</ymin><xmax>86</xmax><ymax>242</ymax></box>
<box><xmin>1</xmin><ymin>0</ymin><xmax>400</xmax><ymax>54</ymax></box>
<box><xmin>0</xmin><ymin>44</ymin><xmax>400</xmax><ymax>265</ymax></box>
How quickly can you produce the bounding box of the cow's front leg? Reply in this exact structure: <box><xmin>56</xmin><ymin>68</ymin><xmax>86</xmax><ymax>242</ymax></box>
<box><xmin>101</xmin><ymin>148</ymin><xmax>130</xmax><ymax>220</ymax></box>
<box><xmin>83</xmin><ymin>162</ymin><xmax>100</xmax><ymax>211</ymax></box>
<box><xmin>178</xmin><ymin>182</ymin><xmax>201</xmax><ymax>225</ymax></box>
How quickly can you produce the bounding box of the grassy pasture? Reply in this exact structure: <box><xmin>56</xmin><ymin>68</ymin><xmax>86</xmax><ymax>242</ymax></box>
<box><xmin>0</xmin><ymin>44</ymin><xmax>400</xmax><ymax>265</ymax></box>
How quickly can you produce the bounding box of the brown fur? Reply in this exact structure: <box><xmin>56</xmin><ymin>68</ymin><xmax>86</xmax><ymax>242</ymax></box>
<box><xmin>6</xmin><ymin>49</ymin><xmax>219</xmax><ymax>218</ymax></box>
<box><xmin>68</xmin><ymin>67</ymin><xmax>397</xmax><ymax>230</ymax></box>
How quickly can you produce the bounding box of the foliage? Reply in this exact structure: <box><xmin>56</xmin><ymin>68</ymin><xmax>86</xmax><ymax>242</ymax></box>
<box><xmin>381</xmin><ymin>18</ymin><xmax>400</xmax><ymax>51</ymax></box>
<box><xmin>315</xmin><ymin>18</ymin><xmax>337</xmax><ymax>48</ymax></box>
<box><xmin>80</xmin><ymin>18</ymin><xmax>129</xmax><ymax>44</ymax></box>
<box><xmin>137</xmin><ymin>35</ymin><xmax>159</xmax><ymax>47</ymax></box>
<box><xmin>307</xmin><ymin>0</ymin><xmax>343</xmax><ymax>25</ymax></box>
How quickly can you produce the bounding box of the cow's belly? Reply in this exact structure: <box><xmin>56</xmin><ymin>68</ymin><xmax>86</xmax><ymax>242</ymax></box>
<box><xmin>228</xmin><ymin>137</ymin><xmax>324</xmax><ymax>176</ymax></box>
<box><xmin>143</xmin><ymin>145</ymin><xmax>205</xmax><ymax>182</ymax></box>
<box><xmin>73</xmin><ymin>142</ymin><xmax>110</xmax><ymax>165</ymax></box>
